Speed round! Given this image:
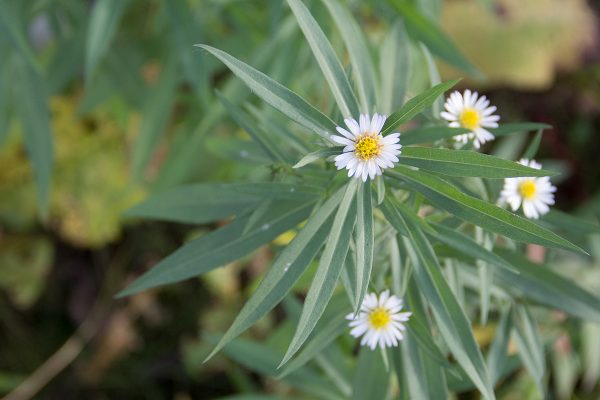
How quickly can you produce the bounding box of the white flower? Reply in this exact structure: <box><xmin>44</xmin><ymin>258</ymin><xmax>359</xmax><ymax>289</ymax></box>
<box><xmin>499</xmin><ymin>159</ymin><xmax>556</xmax><ymax>219</ymax></box>
<box><xmin>441</xmin><ymin>89</ymin><xmax>500</xmax><ymax>149</ymax></box>
<box><xmin>346</xmin><ymin>290</ymin><xmax>411</xmax><ymax>350</ymax></box>
<box><xmin>331</xmin><ymin>114</ymin><xmax>401</xmax><ymax>182</ymax></box>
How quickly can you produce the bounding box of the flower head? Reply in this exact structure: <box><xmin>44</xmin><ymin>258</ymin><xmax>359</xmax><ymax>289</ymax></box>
<box><xmin>499</xmin><ymin>159</ymin><xmax>556</xmax><ymax>219</ymax></box>
<box><xmin>441</xmin><ymin>90</ymin><xmax>500</xmax><ymax>149</ymax></box>
<box><xmin>346</xmin><ymin>290</ymin><xmax>411</xmax><ymax>350</ymax></box>
<box><xmin>331</xmin><ymin>114</ymin><xmax>401</xmax><ymax>182</ymax></box>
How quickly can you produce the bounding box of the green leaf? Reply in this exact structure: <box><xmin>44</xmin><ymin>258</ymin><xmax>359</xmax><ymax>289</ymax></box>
<box><xmin>132</xmin><ymin>61</ymin><xmax>178</xmax><ymax>181</ymax></box>
<box><xmin>381</xmin><ymin>79</ymin><xmax>461</xmax><ymax>135</ymax></box>
<box><xmin>379</xmin><ymin>21</ymin><xmax>411</xmax><ymax>114</ymax></box>
<box><xmin>118</xmin><ymin>200</ymin><xmax>315</xmax><ymax>297</ymax></box>
<box><xmin>542</xmin><ymin>210</ymin><xmax>600</xmax><ymax>235</ymax></box>
<box><xmin>281</xmin><ymin>181</ymin><xmax>358</xmax><ymax>365</ymax></box>
<box><xmin>287</xmin><ymin>0</ymin><xmax>360</xmax><ymax>117</ymax></box>
<box><xmin>387</xmin><ymin>0</ymin><xmax>479</xmax><ymax>75</ymax></box>
<box><xmin>196</xmin><ymin>45</ymin><xmax>336</xmax><ymax>138</ymax></box>
<box><xmin>278</xmin><ymin>313</ymin><xmax>347</xmax><ymax>378</ymax></box>
<box><xmin>486</xmin><ymin>307</ymin><xmax>513</xmax><ymax>385</ymax></box>
<box><xmin>400</xmin><ymin>126</ymin><xmax>470</xmax><ymax>146</ymax></box>
<box><xmin>494</xmin><ymin>249</ymin><xmax>600</xmax><ymax>323</ymax></box>
<box><xmin>355</xmin><ymin>182</ymin><xmax>374</xmax><ymax>313</ymax></box>
<box><xmin>0</xmin><ymin>1</ymin><xmax>40</xmax><ymax>73</ymax></box>
<box><xmin>126</xmin><ymin>182</ymin><xmax>322</xmax><ymax>224</ymax></box>
<box><xmin>513</xmin><ymin>305</ymin><xmax>546</xmax><ymax>396</ymax></box>
<box><xmin>294</xmin><ymin>147</ymin><xmax>342</xmax><ymax>168</ymax></box>
<box><xmin>85</xmin><ymin>0</ymin><xmax>129</xmax><ymax>79</ymax></box>
<box><xmin>388</xmin><ymin>167</ymin><xmax>585</xmax><ymax>254</ymax></box>
<box><xmin>205</xmin><ymin>187</ymin><xmax>346</xmax><ymax>360</ymax></box>
<box><xmin>522</xmin><ymin>130</ymin><xmax>544</xmax><ymax>160</ymax></box>
<box><xmin>14</xmin><ymin>58</ymin><xmax>53</xmax><ymax>218</ymax></box>
<box><xmin>323</xmin><ymin>0</ymin><xmax>377</xmax><ymax>113</ymax></box>
<box><xmin>352</xmin><ymin>348</ymin><xmax>389</xmax><ymax>400</ymax></box>
<box><xmin>398</xmin><ymin>147</ymin><xmax>556</xmax><ymax>178</ymax></box>
<box><xmin>490</xmin><ymin>122</ymin><xmax>552</xmax><ymax>138</ymax></box>
<box><xmin>398</xmin><ymin>214</ymin><xmax>495</xmax><ymax>400</ymax></box>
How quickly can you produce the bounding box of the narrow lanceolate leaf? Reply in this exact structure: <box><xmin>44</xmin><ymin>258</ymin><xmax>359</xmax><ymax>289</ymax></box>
<box><xmin>281</xmin><ymin>181</ymin><xmax>358</xmax><ymax>365</ymax></box>
<box><xmin>118</xmin><ymin>200</ymin><xmax>315</xmax><ymax>297</ymax></box>
<box><xmin>294</xmin><ymin>147</ymin><xmax>342</xmax><ymax>168</ymax></box>
<box><xmin>429</xmin><ymin>222</ymin><xmax>518</xmax><ymax>274</ymax></box>
<box><xmin>398</xmin><ymin>147</ymin><xmax>556</xmax><ymax>179</ymax></box>
<box><xmin>205</xmin><ymin>187</ymin><xmax>346</xmax><ymax>361</ymax></box>
<box><xmin>387</xmin><ymin>0</ymin><xmax>479</xmax><ymax>76</ymax></box>
<box><xmin>542</xmin><ymin>210</ymin><xmax>600</xmax><ymax>235</ymax></box>
<box><xmin>85</xmin><ymin>0</ymin><xmax>129</xmax><ymax>79</ymax></box>
<box><xmin>379</xmin><ymin>21</ymin><xmax>411</xmax><ymax>114</ymax></box>
<box><xmin>401</xmin><ymin>330</ymin><xmax>448</xmax><ymax>400</ymax></box>
<box><xmin>0</xmin><ymin>2</ymin><xmax>40</xmax><ymax>72</ymax></box>
<box><xmin>487</xmin><ymin>307</ymin><xmax>513</xmax><ymax>385</ymax></box>
<box><xmin>494</xmin><ymin>249</ymin><xmax>600</xmax><ymax>323</ymax></box>
<box><xmin>278</xmin><ymin>313</ymin><xmax>347</xmax><ymax>378</ymax></box>
<box><xmin>287</xmin><ymin>0</ymin><xmax>360</xmax><ymax>118</ymax></box>
<box><xmin>381</xmin><ymin>79</ymin><xmax>461</xmax><ymax>135</ymax></box>
<box><xmin>401</xmin><ymin>126</ymin><xmax>470</xmax><ymax>146</ymax></box>
<box><xmin>132</xmin><ymin>61</ymin><xmax>178</xmax><ymax>181</ymax></box>
<box><xmin>352</xmin><ymin>348</ymin><xmax>389</xmax><ymax>400</ymax></box>
<box><xmin>490</xmin><ymin>122</ymin><xmax>551</xmax><ymax>138</ymax></box>
<box><xmin>126</xmin><ymin>182</ymin><xmax>322</xmax><ymax>224</ymax></box>
<box><xmin>323</xmin><ymin>0</ymin><xmax>378</xmax><ymax>113</ymax></box>
<box><xmin>14</xmin><ymin>59</ymin><xmax>53</xmax><ymax>218</ymax></box>
<box><xmin>196</xmin><ymin>45</ymin><xmax>336</xmax><ymax>138</ymax></box>
<box><xmin>513</xmin><ymin>305</ymin><xmax>546</xmax><ymax>396</ymax></box>
<box><xmin>354</xmin><ymin>182</ymin><xmax>374</xmax><ymax>313</ymax></box>
<box><xmin>388</xmin><ymin>167</ymin><xmax>585</xmax><ymax>254</ymax></box>
<box><xmin>398</xmin><ymin>215</ymin><xmax>495</xmax><ymax>400</ymax></box>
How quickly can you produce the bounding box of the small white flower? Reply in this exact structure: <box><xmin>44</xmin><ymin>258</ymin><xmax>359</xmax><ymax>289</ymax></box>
<box><xmin>331</xmin><ymin>114</ymin><xmax>401</xmax><ymax>182</ymax></box>
<box><xmin>346</xmin><ymin>290</ymin><xmax>411</xmax><ymax>350</ymax></box>
<box><xmin>441</xmin><ymin>89</ymin><xmax>500</xmax><ymax>149</ymax></box>
<box><xmin>499</xmin><ymin>159</ymin><xmax>557</xmax><ymax>219</ymax></box>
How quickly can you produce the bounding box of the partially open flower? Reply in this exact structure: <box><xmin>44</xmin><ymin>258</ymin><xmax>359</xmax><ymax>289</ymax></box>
<box><xmin>499</xmin><ymin>159</ymin><xmax>556</xmax><ymax>219</ymax></box>
<box><xmin>346</xmin><ymin>290</ymin><xmax>411</xmax><ymax>350</ymax></box>
<box><xmin>331</xmin><ymin>114</ymin><xmax>401</xmax><ymax>182</ymax></box>
<box><xmin>441</xmin><ymin>90</ymin><xmax>500</xmax><ymax>149</ymax></box>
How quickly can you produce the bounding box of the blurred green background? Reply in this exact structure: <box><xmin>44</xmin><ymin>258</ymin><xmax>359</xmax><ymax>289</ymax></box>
<box><xmin>1</xmin><ymin>0</ymin><xmax>599</xmax><ymax>399</ymax></box>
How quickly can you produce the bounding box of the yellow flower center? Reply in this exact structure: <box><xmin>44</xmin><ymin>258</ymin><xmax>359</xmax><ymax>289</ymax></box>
<box><xmin>459</xmin><ymin>108</ymin><xmax>480</xmax><ymax>130</ymax></box>
<box><xmin>354</xmin><ymin>135</ymin><xmax>381</xmax><ymax>161</ymax></box>
<box><xmin>368</xmin><ymin>307</ymin><xmax>391</xmax><ymax>330</ymax></box>
<box><xmin>519</xmin><ymin>180</ymin><xmax>537</xmax><ymax>200</ymax></box>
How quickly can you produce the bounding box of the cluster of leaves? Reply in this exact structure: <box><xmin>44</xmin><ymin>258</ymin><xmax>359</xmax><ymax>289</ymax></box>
<box><xmin>116</xmin><ymin>1</ymin><xmax>600</xmax><ymax>399</ymax></box>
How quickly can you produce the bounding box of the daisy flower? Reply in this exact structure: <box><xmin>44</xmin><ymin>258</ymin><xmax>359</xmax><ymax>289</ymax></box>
<box><xmin>441</xmin><ymin>89</ymin><xmax>500</xmax><ymax>149</ymax></box>
<box><xmin>346</xmin><ymin>290</ymin><xmax>411</xmax><ymax>350</ymax></box>
<box><xmin>331</xmin><ymin>114</ymin><xmax>401</xmax><ymax>182</ymax></box>
<box><xmin>499</xmin><ymin>159</ymin><xmax>556</xmax><ymax>219</ymax></box>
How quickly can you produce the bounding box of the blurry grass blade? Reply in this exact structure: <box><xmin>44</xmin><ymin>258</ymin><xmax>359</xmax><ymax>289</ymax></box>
<box><xmin>490</xmin><ymin>122</ymin><xmax>551</xmax><ymax>138</ymax></box>
<box><xmin>118</xmin><ymin>201</ymin><xmax>314</xmax><ymax>297</ymax></box>
<box><xmin>379</xmin><ymin>21</ymin><xmax>411</xmax><ymax>114</ymax></box>
<box><xmin>278</xmin><ymin>314</ymin><xmax>347</xmax><ymax>378</ymax></box>
<box><xmin>287</xmin><ymin>0</ymin><xmax>360</xmax><ymax>117</ymax></box>
<box><xmin>381</xmin><ymin>79</ymin><xmax>460</xmax><ymax>135</ymax></box>
<box><xmin>294</xmin><ymin>147</ymin><xmax>342</xmax><ymax>168</ymax></box>
<box><xmin>355</xmin><ymin>182</ymin><xmax>374</xmax><ymax>313</ymax></box>
<box><xmin>420</xmin><ymin>44</ymin><xmax>444</xmax><ymax>117</ymax></box>
<box><xmin>542</xmin><ymin>210</ymin><xmax>600</xmax><ymax>235</ymax></box>
<box><xmin>388</xmin><ymin>167</ymin><xmax>585</xmax><ymax>254</ymax></box>
<box><xmin>85</xmin><ymin>0</ymin><xmax>129</xmax><ymax>79</ymax></box>
<box><xmin>14</xmin><ymin>58</ymin><xmax>53</xmax><ymax>218</ymax></box>
<box><xmin>486</xmin><ymin>306</ymin><xmax>513</xmax><ymax>385</ymax></box>
<box><xmin>205</xmin><ymin>187</ymin><xmax>346</xmax><ymax>361</ymax></box>
<box><xmin>196</xmin><ymin>45</ymin><xmax>336</xmax><ymax>138</ymax></box>
<box><xmin>126</xmin><ymin>182</ymin><xmax>322</xmax><ymax>224</ymax></box>
<box><xmin>0</xmin><ymin>1</ymin><xmax>41</xmax><ymax>73</ymax></box>
<box><xmin>352</xmin><ymin>348</ymin><xmax>389</xmax><ymax>400</ymax></box>
<box><xmin>387</xmin><ymin>0</ymin><xmax>479</xmax><ymax>75</ymax></box>
<box><xmin>495</xmin><ymin>249</ymin><xmax>600</xmax><ymax>323</ymax></box>
<box><xmin>323</xmin><ymin>0</ymin><xmax>377</xmax><ymax>113</ymax></box>
<box><xmin>513</xmin><ymin>305</ymin><xmax>546</xmax><ymax>396</ymax></box>
<box><xmin>281</xmin><ymin>181</ymin><xmax>358</xmax><ymax>365</ymax></box>
<box><xmin>398</xmin><ymin>147</ymin><xmax>556</xmax><ymax>178</ymax></box>
<box><xmin>429</xmin><ymin>223</ymin><xmax>518</xmax><ymax>274</ymax></box>
<box><xmin>399</xmin><ymin>216</ymin><xmax>495</xmax><ymax>399</ymax></box>
<box><xmin>132</xmin><ymin>61</ymin><xmax>178</xmax><ymax>181</ymax></box>
<box><xmin>401</xmin><ymin>126</ymin><xmax>470</xmax><ymax>145</ymax></box>
<box><xmin>401</xmin><ymin>330</ymin><xmax>448</xmax><ymax>400</ymax></box>
<box><xmin>217</xmin><ymin>92</ymin><xmax>286</xmax><ymax>163</ymax></box>
<box><xmin>522</xmin><ymin>130</ymin><xmax>544</xmax><ymax>160</ymax></box>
